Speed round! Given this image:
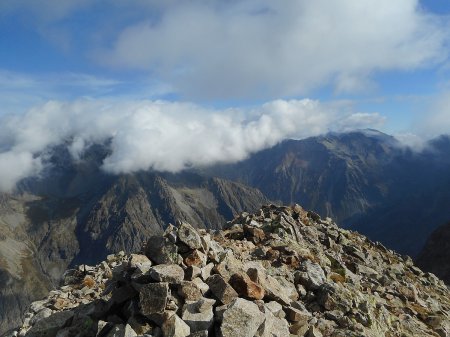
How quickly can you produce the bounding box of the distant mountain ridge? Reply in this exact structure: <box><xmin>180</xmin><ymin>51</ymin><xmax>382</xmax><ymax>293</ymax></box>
<box><xmin>1</xmin><ymin>129</ymin><xmax>450</xmax><ymax>333</ymax></box>
<box><xmin>204</xmin><ymin>130</ymin><xmax>450</xmax><ymax>256</ymax></box>
<box><xmin>416</xmin><ymin>221</ymin><xmax>450</xmax><ymax>285</ymax></box>
<box><xmin>0</xmin><ymin>146</ymin><xmax>268</xmax><ymax>333</ymax></box>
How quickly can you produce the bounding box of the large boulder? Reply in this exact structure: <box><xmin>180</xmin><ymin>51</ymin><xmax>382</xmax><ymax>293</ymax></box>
<box><xmin>219</xmin><ymin>298</ymin><xmax>265</xmax><ymax>337</ymax></box>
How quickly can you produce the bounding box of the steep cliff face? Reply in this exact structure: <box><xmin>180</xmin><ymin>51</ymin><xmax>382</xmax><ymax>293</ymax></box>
<box><xmin>11</xmin><ymin>204</ymin><xmax>450</xmax><ymax>337</ymax></box>
<box><xmin>416</xmin><ymin>221</ymin><xmax>450</xmax><ymax>285</ymax></box>
<box><xmin>0</xmin><ymin>171</ymin><xmax>268</xmax><ymax>334</ymax></box>
<box><xmin>205</xmin><ymin>131</ymin><xmax>450</xmax><ymax>256</ymax></box>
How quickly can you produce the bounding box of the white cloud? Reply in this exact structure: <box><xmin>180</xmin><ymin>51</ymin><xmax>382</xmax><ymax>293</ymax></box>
<box><xmin>421</xmin><ymin>91</ymin><xmax>450</xmax><ymax>137</ymax></box>
<box><xmin>93</xmin><ymin>0</ymin><xmax>449</xmax><ymax>99</ymax></box>
<box><xmin>0</xmin><ymin>98</ymin><xmax>385</xmax><ymax>191</ymax></box>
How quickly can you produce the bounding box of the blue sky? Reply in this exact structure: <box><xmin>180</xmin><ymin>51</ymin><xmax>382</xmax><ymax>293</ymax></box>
<box><xmin>0</xmin><ymin>0</ymin><xmax>450</xmax><ymax>132</ymax></box>
<box><xmin>1</xmin><ymin>0</ymin><xmax>450</xmax><ymax>134</ymax></box>
<box><xmin>2</xmin><ymin>0</ymin><xmax>450</xmax><ymax>190</ymax></box>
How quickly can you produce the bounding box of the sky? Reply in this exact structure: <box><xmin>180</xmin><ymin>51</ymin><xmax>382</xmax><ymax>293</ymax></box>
<box><xmin>1</xmin><ymin>0</ymin><xmax>450</xmax><ymax>190</ymax></box>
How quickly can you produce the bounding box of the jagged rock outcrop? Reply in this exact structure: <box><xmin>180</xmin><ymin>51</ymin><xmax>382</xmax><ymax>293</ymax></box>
<box><xmin>416</xmin><ymin>221</ymin><xmax>450</xmax><ymax>285</ymax></box>
<box><xmin>10</xmin><ymin>205</ymin><xmax>450</xmax><ymax>337</ymax></box>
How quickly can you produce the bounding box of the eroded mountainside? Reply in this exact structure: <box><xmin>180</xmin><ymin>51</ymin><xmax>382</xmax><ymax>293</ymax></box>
<box><xmin>11</xmin><ymin>204</ymin><xmax>450</xmax><ymax>337</ymax></box>
<box><xmin>416</xmin><ymin>221</ymin><xmax>450</xmax><ymax>285</ymax></box>
<box><xmin>0</xmin><ymin>171</ymin><xmax>267</xmax><ymax>334</ymax></box>
<box><xmin>205</xmin><ymin>131</ymin><xmax>450</xmax><ymax>256</ymax></box>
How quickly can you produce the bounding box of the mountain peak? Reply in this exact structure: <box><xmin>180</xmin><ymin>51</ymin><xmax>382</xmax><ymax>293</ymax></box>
<box><xmin>12</xmin><ymin>204</ymin><xmax>450</xmax><ymax>337</ymax></box>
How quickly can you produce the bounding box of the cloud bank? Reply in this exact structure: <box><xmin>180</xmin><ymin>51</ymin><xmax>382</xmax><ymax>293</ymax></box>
<box><xmin>0</xmin><ymin>99</ymin><xmax>385</xmax><ymax>191</ymax></box>
<box><xmin>95</xmin><ymin>0</ymin><xmax>449</xmax><ymax>99</ymax></box>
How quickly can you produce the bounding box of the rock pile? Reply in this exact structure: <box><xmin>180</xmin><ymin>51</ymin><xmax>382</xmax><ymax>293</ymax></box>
<box><xmin>10</xmin><ymin>205</ymin><xmax>450</xmax><ymax>337</ymax></box>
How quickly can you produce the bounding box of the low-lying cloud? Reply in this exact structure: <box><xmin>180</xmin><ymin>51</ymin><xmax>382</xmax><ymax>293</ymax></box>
<box><xmin>0</xmin><ymin>99</ymin><xmax>385</xmax><ymax>191</ymax></box>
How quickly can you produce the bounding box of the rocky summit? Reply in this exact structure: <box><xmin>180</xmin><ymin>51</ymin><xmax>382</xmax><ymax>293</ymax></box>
<box><xmin>9</xmin><ymin>205</ymin><xmax>450</xmax><ymax>337</ymax></box>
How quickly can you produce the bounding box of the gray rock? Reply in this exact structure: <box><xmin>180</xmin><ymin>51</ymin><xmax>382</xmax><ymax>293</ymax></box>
<box><xmin>162</xmin><ymin>313</ymin><xmax>190</xmax><ymax>337</ymax></box>
<box><xmin>191</xmin><ymin>278</ymin><xmax>209</xmax><ymax>294</ymax></box>
<box><xmin>104</xmin><ymin>324</ymin><xmax>137</xmax><ymax>337</ymax></box>
<box><xmin>111</xmin><ymin>285</ymin><xmax>138</xmax><ymax>305</ymax></box>
<box><xmin>295</xmin><ymin>260</ymin><xmax>326</xmax><ymax>290</ymax></box>
<box><xmin>181</xmin><ymin>298</ymin><xmax>215</xmax><ymax>332</ymax></box>
<box><xmin>185</xmin><ymin>266</ymin><xmax>201</xmax><ymax>280</ymax></box>
<box><xmin>177</xmin><ymin>223</ymin><xmax>202</xmax><ymax>250</ymax></box>
<box><xmin>145</xmin><ymin>236</ymin><xmax>179</xmax><ymax>265</ymax></box>
<box><xmin>128</xmin><ymin>254</ymin><xmax>152</xmax><ymax>269</ymax></box>
<box><xmin>25</xmin><ymin>311</ymin><xmax>74</xmax><ymax>337</ymax></box>
<box><xmin>148</xmin><ymin>264</ymin><xmax>185</xmax><ymax>284</ymax></box>
<box><xmin>317</xmin><ymin>283</ymin><xmax>353</xmax><ymax>313</ymax></box>
<box><xmin>30</xmin><ymin>308</ymin><xmax>53</xmax><ymax>325</ymax></box>
<box><xmin>139</xmin><ymin>283</ymin><xmax>169</xmax><ymax>316</ymax></box>
<box><xmin>206</xmin><ymin>274</ymin><xmax>238</xmax><ymax>305</ymax></box>
<box><xmin>284</xmin><ymin>306</ymin><xmax>311</xmax><ymax>324</ymax></box>
<box><xmin>264</xmin><ymin>301</ymin><xmax>284</xmax><ymax>319</ymax></box>
<box><xmin>257</xmin><ymin>301</ymin><xmax>289</xmax><ymax>337</ymax></box>
<box><xmin>306</xmin><ymin>326</ymin><xmax>323</xmax><ymax>337</ymax></box>
<box><xmin>127</xmin><ymin>316</ymin><xmax>152</xmax><ymax>335</ymax></box>
<box><xmin>247</xmin><ymin>268</ymin><xmax>291</xmax><ymax>305</ymax></box>
<box><xmin>30</xmin><ymin>300</ymin><xmax>49</xmax><ymax>314</ymax></box>
<box><xmin>188</xmin><ymin>331</ymin><xmax>208</xmax><ymax>337</ymax></box>
<box><xmin>220</xmin><ymin>298</ymin><xmax>265</xmax><ymax>337</ymax></box>
<box><xmin>177</xmin><ymin>281</ymin><xmax>203</xmax><ymax>301</ymax></box>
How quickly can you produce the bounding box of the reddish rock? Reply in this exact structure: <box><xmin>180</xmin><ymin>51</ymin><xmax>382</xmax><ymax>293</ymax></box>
<box><xmin>229</xmin><ymin>273</ymin><xmax>265</xmax><ymax>300</ymax></box>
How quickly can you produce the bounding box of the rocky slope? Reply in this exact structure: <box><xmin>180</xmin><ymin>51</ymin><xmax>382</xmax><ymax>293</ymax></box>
<box><xmin>0</xmin><ymin>171</ymin><xmax>267</xmax><ymax>334</ymax></box>
<box><xmin>416</xmin><ymin>221</ymin><xmax>450</xmax><ymax>285</ymax></box>
<box><xmin>10</xmin><ymin>205</ymin><xmax>450</xmax><ymax>337</ymax></box>
<box><xmin>205</xmin><ymin>131</ymin><xmax>450</xmax><ymax>256</ymax></box>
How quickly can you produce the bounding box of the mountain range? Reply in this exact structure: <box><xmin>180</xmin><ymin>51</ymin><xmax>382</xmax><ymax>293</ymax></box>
<box><xmin>204</xmin><ymin>130</ymin><xmax>450</xmax><ymax>256</ymax></box>
<box><xmin>1</xmin><ymin>129</ymin><xmax>449</xmax><ymax>334</ymax></box>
